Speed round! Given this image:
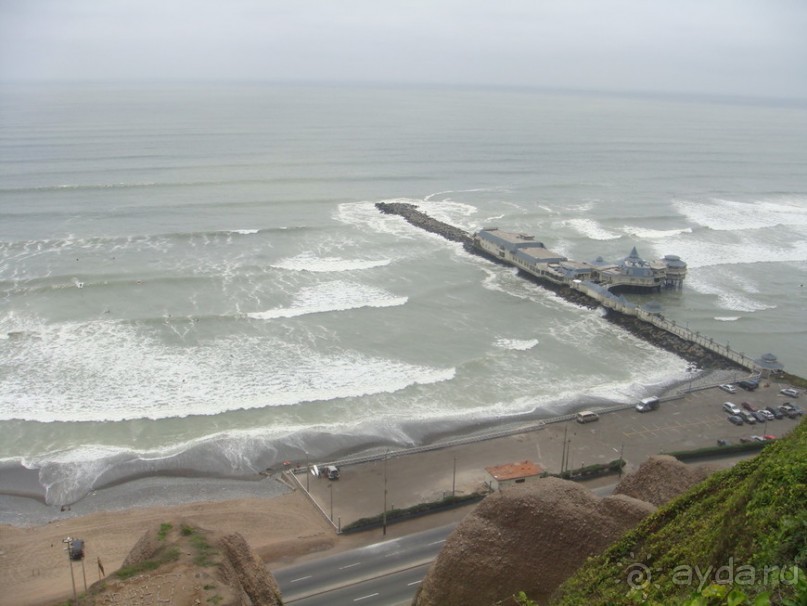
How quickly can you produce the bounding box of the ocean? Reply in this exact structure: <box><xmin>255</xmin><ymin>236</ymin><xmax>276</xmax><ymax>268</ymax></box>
<box><xmin>1</xmin><ymin>83</ymin><xmax>806</xmax><ymax>507</ymax></box>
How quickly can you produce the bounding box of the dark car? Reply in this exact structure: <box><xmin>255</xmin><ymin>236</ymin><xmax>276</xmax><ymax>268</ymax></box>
<box><xmin>739</xmin><ymin>411</ymin><xmax>756</xmax><ymax>424</ymax></box>
<box><xmin>752</xmin><ymin>411</ymin><xmax>768</xmax><ymax>423</ymax></box>
<box><xmin>779</xmin><ymin>405</ymin><xmax>799</xmax><ymax>419</ymax></box>
<box><xmin>738</xmin><ymin>380</ymin><xmax>759</xmax><ymax>391</ymax></box>
<box><xmin>765</xmin><ymin>406</ymin><xmax>784</xmax><ymax>419</ymax></box>
<box><xmin>741</xmin><ymin>402</ymin><xmax>756</xmax><ymax>412</ymax></box>
<box><xmin>785</xmin><ymin>404</ymin><xmax>804</xmax><ymax>416</ymax></box>
<box><xmin>727</xmin><ymin>415</ymin><xmax>744</xmax><ymax>426</ymax></box>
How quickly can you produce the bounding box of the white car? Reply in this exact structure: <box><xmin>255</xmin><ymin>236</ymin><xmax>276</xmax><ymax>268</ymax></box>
<box><xmin>719</xmin><ymin>384</ymin><xmax>737</xmax><ymax>394</ymax></box>
<box><xmin>780</xmin><ymin>388</ymin><xmax>799</xmax><ymax>398</ymax></box>
<box><xmin>722</xmin><ymin>402</ymin><xmax>742</xmax><ymax>415</ymax></box>
<box><xmin>758</xmin><ymin>409</ymin><xmax>775</xmax><ymax>421</ymax></box>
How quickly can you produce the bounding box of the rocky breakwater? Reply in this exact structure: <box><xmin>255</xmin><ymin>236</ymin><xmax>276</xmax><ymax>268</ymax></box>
<box><xmin>376</xmin><ymin>202</ymin><xmax>744</xmax><ymax>373</ymax></box>
<box><xmin>375</xmin><ymin>201</ymin><xmax>473</xmax><ymax>245</ymax></box>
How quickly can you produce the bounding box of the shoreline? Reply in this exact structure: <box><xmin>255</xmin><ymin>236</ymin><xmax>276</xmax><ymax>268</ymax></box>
<box><xmin>0</xmin><ymin>368</ymin><xmax>736</xmax><ymax>527</ymax></box>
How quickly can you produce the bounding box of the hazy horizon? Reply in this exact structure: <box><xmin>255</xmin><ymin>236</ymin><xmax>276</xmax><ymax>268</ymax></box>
<box><xmin>2</xmin><ymin>1</ymin><xmax>806</xmax><ymax>101</ymax></box>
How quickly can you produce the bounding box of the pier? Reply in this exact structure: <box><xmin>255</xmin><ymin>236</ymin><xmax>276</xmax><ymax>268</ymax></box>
<box><xmin>375</xmin><ymin>201</ymin><xmax>775</xmax><ymax>374</ymax></box>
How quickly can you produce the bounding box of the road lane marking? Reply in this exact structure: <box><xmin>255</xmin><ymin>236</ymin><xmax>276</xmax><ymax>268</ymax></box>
<box><xmin>354</xmin><ymin>593</ymin><xmax>380</xmax><ymax>601</ymax></box>
<box><xmin>408</xmin><ymin>580</ymin><xmax>423</xmax><ymax>586</ymax></box>
<box><xmin>339</xmin><ymin>562</ymin><xmax>361</xmax><ymax>569</ymax></box>
<box><xmin>290</xmin><ymin>575</ymin><xmax>312</xmax><ymax>583</ymax></box>
<box><xmin>427</xmin><ymin>540</ymin><xmax>446</xmax><ymax>546</ymax></box>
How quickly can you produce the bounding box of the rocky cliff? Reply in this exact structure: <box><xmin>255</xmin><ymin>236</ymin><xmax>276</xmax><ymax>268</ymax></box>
<box><xmin>412</xmin><ymin>477</ymin><xmax>656</xmax><ymax>606</ymax></box>
<box><xmin>89</xmin><ymin>520</ymin><xmax>284</xmax><ymax>606</ymax></box>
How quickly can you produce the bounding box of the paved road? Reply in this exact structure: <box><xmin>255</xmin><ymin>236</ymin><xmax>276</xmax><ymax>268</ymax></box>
<box><xmin>286</xmin><ymin>564</ymin><xmax>430</xmax><ymax>606</ymax></box>
<box><xmin>275</xmin><ymin>484</ymin><xmax>619</xmax><ymax>605</ymax></box>
<box><xmin>275</xmin><ymin>523</ymin><xmax>457</xmax><ymax>604</ymax></box>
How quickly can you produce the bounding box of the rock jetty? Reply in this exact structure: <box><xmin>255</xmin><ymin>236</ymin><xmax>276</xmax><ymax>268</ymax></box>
<box><xmin>375</xmin><ymin>201</ymin><xmax>744</xmax><ymax>372</ymax></box>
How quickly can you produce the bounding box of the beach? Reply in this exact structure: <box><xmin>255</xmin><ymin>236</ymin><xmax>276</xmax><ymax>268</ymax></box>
<box><xmin>2</xmin><ymin>373</ymin><xmax>802</xmax><ymax>606</ymax></box>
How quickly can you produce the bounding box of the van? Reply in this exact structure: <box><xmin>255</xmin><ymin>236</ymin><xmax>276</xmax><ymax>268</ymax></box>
<box><xmin>576</xmin><ymin>411</ymin><xmax>599</xmax><ymax>424</ymax></box>
<box><xmin>635</xmin><ymin>397</ymin><xmax>660</xmax><ymax>413</ymax></box>
<box><xmin>325</xmin><ymin>465</ymin><xmax>340</xmax><ymax>480</ymax></box>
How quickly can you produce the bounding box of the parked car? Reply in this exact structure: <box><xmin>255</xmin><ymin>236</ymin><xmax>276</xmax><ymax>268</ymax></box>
<box><xmin>765</xmin><ymin>406</ymin><xmax>784</xmax><ymax>419</ymax></box>
<box><xmin>576</xmin><ymin>410</ymin><xmax>599</xmax><ymax>423</ymax></box>
<box><xmin>741</xmin><ymin>401</ymin><xmax>756</xmax><ymax>412</ymax></box>
<box><xmin>762</xmin><ymin>434</ymin><xmax>776</xmax><ymax>441</ymax></box>
<box><xmin>740</xmin><ymin>411</ymin><xmax>756</xmax><ymax>425</ymax></box>
<box><xmin>780</xmin><ymin>388</ymin><xmax>800</xmax><ymax>398</ymax></box>
<box><xmin>751</xmin><ymin>435</ymin><xmax>765</xmax><ymax>442</ymax></box>
<box><xmin>784</xmin><ymin>403</ymin><xmax>804</xmax><ymax>416</ymax></box>
<box><xmin>752</xmin><ymin>411</ymin><xmax>769</xmax><ymax>423</ymax></box>
<box><xmin>723</xmin><ymin>402</ymin><xmax>742</xmax><ymax>415</ymax></box>
<box><xmin>757</xmin><ymin>409</ymin><xmax>775</xmax><ymax>422</ymax></box>
<box><xmin>779</xmin><ymin>405</ymin><xmax>799</xmax><ymax>419</ymax></box>
<box><xmin>727</xmin><ymin>415</ymin><xmax>744</xmax><ymax>426</ymax></box>
<box><xmin>719</xmin><ymin>384</ymin><xmax>737</xmax><ymax>394</ymax></box>
<box><xmin>738</xmin><ymin>379</ymin><xmax>759</xmax><ymax>391</ymax></box>
<box><xmin>635</xmin><ymin>397</ymin><xmax>660</xmax><ymax>413</ymax></box>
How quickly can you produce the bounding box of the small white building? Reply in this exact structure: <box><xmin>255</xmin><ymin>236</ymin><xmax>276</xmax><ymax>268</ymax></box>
<box><xmin>485</xmin><ymin>460</ymin><xmax>545</xmax><ymax>491</ymax></box>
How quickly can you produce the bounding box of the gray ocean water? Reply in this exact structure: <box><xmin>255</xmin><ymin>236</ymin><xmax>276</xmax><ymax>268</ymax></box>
<box><xmin>1</xmin><ymin>83</ymin><xmax>806</xmax><ymax>506</ymax></box>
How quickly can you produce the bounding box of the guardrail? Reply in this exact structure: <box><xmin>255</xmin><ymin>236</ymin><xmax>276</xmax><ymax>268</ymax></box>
<box><xmin>571</xmin><ymin>281</ymin><xmax>757</xmax><ymax>371</ymax></box>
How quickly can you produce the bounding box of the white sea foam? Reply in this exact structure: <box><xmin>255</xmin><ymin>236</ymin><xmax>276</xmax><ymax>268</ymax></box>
<box><xmin>715</xmin><ymin>316</ymin><xmax>740</xmax><ymax>322</ymax></box>
<box><xmin>494</xmin><ymin>338</ymin><xmax>539</xmax><ymax>351</ymax></box>
<box><xmin>686</xmin><ymin>273</ymin><xmax>777</xmax><ymax>312</ymax></box>
<box><xmin>272</xmin><ymin>252</ymin><xmax>390</xmax><ymax>273</ymax></box>
<box><xmin>229</xmin><ymin>229</ymin><xmax>259</xmax><ymax>235</ymax></box>
<box><xmin>649</xmin><ymin>233</ymin><xmax>807</xmax><ymax>269</ymax></box>
<box><xmin>247</xmin><ymin>280</ymin><xmax>406</xmax><ymax>319</ymax></box>
<box><xmin>0</xmin><ymin>315</ymin><xmax>453</xmax><ymax>423</ymax></box>
<box><xmin>675</xmin><ymin>196</ymin><xmax>807</xmax><ymax>232</ymax></box>
<box><xmin>621</xmin><ymin>225</ymin><xmax>693</xmax><ymax>239</ymax></box>
<box><xmin>336</xmin><ymin>200</ymin><xmax>421</xmax><ymax>239</ymax></box>
<box><xmin>564</xmin><ymin>218</ymin><xmax>622</xmax><ymax>241</ymax></box>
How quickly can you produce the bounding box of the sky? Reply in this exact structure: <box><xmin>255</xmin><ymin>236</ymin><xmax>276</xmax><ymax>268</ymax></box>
<box><xmin>1</xmin><ymin>0</ymin><xmax>806</xmax><ymax>99</ymax></box>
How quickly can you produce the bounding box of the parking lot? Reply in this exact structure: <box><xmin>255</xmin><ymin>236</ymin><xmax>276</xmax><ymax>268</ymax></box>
<box><xmin>299</xmin><ymin>379</ymin><xmax>802</xmax><ymax>529</ymax></box>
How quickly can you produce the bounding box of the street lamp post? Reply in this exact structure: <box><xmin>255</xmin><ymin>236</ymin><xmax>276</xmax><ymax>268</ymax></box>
<box><xmin>329</xmin><ymin>483</ymin><xmax>333</xmax><ymax>522</ymax></box>
<box><xmin>305</xmin><ymin>451</ymin><xmax>310</xmax><ymax>492</ymax></box>
<box><xmin>452</xmin><ymin>456</ymin><xmax>456</xmax><ymax>498</ymax></box>
<box><xmin>63</xmin><ymin>537</ymin><xmax>78</xmax><ymax>606</ymax></box>
<box><xmin>382</xmin><ymin>450</ymin><xmax>389</xmax><ymax>536</ymax></box>
<box><xmin>613</xmin><ymin>443</ymin><xmax>625</xmax><ymax>477</ymax></box>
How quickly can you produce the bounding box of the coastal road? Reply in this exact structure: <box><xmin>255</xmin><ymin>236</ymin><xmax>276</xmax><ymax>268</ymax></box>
<box><xmin>274</xmin><ymin>523</ymin><xmax>458</xmax><ymax>604</ymax></box>
<box><xmin>275</xmin><ymin>485</ymin><xmax>617</xmax><ymax>604</ymax></box>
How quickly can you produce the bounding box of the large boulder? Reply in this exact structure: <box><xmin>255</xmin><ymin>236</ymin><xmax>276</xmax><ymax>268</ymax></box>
<box><xmin>614</xmin><ymin>455</ymin><xmax>716</xmax><ymax>507</ymax></box>
<box><xmin>413</xmin><ymin>477</ymin><xmax>655</xmax><ymax>606</ymax></box>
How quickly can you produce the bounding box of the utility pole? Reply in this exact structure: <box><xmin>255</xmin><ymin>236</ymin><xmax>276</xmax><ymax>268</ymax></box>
<box><xmin>452</xmin><ymin>456</ymin><xmax>456</xmax><ymax>498</ymax></box>
<box><xmin>329</xmin><ymin>483</ymin><xmax>333</xmax><ymax>522</ymax></box>
<box><xmin>63</xmin><ymin>537</ymin><xmax>78</xmax><ymax>606</ymax></box>
<box><xmin>382</xmin><ymin>450</ymin><xmax>389</xmax><ymax>536</ymax></box>
<box><xmin>305</xmin><ymin>451</ymin><xmax>310</xmax><ymax>492</ymax></box>
<box><xmin>560</xmin><ymin>425</ymin><xmax>568</xmax><ymax>475</ymax></box>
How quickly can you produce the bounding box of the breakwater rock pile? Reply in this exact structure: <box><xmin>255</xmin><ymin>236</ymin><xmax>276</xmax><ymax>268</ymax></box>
<box><xmin>375</xmin><ymin>202</ymin><xmax>744</xmax><ymax>372</ymax></box>
<box><xmin>375</xmin><ymin>201</ymin><xmax>473</xmax><ymax>245</ymax></box>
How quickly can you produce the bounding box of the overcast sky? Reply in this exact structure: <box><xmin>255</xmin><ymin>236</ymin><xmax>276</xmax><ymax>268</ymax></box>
<box><xmin>1</xmin><ymin>0</ymin><xmax>806</xmax><ymax>99</ymax></box>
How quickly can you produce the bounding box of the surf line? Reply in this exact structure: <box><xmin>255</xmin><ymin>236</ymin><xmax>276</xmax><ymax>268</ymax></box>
<box><xmin>375</xmin><ymin>201</ymin><xmax>779</xmax><ymax>377</ymax></box>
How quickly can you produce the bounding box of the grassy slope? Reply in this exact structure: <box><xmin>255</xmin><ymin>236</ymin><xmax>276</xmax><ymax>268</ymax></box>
<box><xmin>552</xmin><ymin>419</ymin><xmax>807</xmax><ymax>605</ymax></box>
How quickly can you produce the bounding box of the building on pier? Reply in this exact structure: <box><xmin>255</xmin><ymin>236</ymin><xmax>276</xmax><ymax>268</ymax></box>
<box><xmin>472</xmin><ymin>228</ymin><xmax>686</xmax><ymax>292</ymax></box>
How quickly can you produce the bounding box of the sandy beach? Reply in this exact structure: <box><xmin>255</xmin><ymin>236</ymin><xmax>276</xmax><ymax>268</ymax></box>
<box><xmin>2</xmin><ymin>371</ymin><xmax>802</xmax><ymax>606</ymax></box>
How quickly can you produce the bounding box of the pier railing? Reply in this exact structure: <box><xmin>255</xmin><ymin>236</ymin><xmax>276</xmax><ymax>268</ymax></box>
<box><xmin>571</xmin><ymin>281</ymin><xmax>757</xmax><ymax>371</ymax></box>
